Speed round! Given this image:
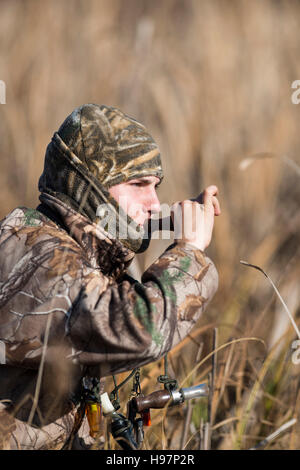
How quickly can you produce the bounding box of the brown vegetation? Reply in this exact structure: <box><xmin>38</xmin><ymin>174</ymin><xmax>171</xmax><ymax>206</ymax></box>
<box><xmin>1</xmin><ymin>0</ymin><xmax>300</xmax><ymax>450</ymax></box>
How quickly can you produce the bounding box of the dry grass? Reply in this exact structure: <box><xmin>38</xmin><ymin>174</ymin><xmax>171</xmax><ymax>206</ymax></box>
<box><xmin>1</xmin><ymin>0</ymin><xmax>300</xmax><ymax>450</ymax></box>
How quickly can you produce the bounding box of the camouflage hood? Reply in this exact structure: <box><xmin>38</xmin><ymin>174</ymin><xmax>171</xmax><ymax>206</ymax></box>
<box><xmin>38</xmin><ymin>104</ymin><xmax>164</xmax><ymax>253</ymax></box>
<box><xmin>38</xmin><ymin>193</ymin><xmax>136</xmax><ymax>279</ymax></box>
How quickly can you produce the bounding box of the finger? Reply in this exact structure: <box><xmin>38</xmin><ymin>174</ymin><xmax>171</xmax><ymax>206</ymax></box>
<box><xmin>194</xmin><ymin>185</ymin><xmax>218</xmax><ymax>205</ymax></box>
<box><xmin>212</xmin><ymin>195</ymin><xmax>221</xmax><ymax>216</ymax></box>
<box><xmin>203</xmin><ymin>185</ymin><xmax>218</xmax><ymax>201</ymax></box>
<box><xmin>203</xmin><ymin>189</ymin><xmax>216</xmax><ymax>214</ymax></box>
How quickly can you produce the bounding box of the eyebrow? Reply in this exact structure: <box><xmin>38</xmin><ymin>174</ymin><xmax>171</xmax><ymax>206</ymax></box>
<box><xmin>131</xmin><ymin>177</ymin><xmax>161</xmax><ymax>186</ymax></box>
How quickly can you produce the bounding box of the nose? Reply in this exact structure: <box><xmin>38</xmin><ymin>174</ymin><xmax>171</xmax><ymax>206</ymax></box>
<box><xmin>147</xmin><ymin>188</ymin><xmax>161</xmax><ymax>214</ymax></box>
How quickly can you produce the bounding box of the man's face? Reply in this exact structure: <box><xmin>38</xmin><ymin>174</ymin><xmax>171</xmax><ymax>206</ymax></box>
<box><xmin>109</xmin><ymin>176</ymin><xmax>161</xmax><ymax>227</ymax></box>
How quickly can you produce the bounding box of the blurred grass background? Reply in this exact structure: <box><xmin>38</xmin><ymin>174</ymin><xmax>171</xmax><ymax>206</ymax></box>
<box><xmin>1</xmin><ymin>0</ymin><xmax>300</xmax><ymax>450</ymax></box>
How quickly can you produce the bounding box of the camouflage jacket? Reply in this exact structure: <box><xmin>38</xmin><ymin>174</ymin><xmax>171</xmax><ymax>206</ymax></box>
<box><xmin>0</xmin><ymin>193</ymin><xmax>218</xmax><ymax>449</ymax></box>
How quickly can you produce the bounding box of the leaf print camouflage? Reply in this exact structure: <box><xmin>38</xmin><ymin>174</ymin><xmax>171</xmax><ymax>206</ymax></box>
<box><xmin>38</xmin><ymin>104</ymin><xmax>164</xmax><ymax>253</ymax></box>
<box><xmin>23</xmin><ymin>208</ymin><xmax>42</xmax><ymax>227</ymax></box>
<box><xmin>0</xmin><ymin>104</ymin><xmax>219</xmax><ymax>450</ymax></box>
<box><xmin>133</xmin><ymin>284</ymin><xmax>164</xmax><ymax>347</ymax></box>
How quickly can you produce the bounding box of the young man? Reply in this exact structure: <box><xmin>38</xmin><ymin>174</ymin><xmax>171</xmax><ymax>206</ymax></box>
<box><xmin>0</xmin><ymin>104</ymin><xmax>220</xmax><ymax>449</ymax></box>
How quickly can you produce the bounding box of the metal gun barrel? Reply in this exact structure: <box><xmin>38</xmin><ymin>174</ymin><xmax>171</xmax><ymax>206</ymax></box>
<box><xmin>179</xmin><ymin>383</ymin><xmax>208</xmax><ymax>401</ymax></box>
<box><xmin>131</xmin><ymin>383</ymin><xmax>208</xmax><ymax>412</ymax></box>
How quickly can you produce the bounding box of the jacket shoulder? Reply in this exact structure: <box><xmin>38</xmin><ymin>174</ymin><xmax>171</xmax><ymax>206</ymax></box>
<box><xmin>0</xmin><ymin>206</ymin><xmax>78</xmax><ymax>245</ymax></box>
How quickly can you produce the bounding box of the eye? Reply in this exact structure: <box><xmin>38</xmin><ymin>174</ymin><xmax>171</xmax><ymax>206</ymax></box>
<box><xmin>129</xmin><ymin>179</ymin><xmax>161</xmax><ymax>189</ymax></box>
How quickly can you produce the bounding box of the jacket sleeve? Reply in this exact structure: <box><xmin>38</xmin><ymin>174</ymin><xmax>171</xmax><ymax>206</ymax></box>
<box><xmin>0</xmin><ymin>222</ymin><xmax>218</xmax><ymax>376</ymax></box>
<box><xmin>65</xmin><ymin>241</ymin><xmax>218</xmax><ymax>376</ymax></box>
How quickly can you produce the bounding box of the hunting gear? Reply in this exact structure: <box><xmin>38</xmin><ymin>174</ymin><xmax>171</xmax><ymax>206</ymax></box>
<box><xmin>102</xmin><ymin>356</ymin><xmax>209</xmax><ymax>450</ymax></box>
<box><xmin>0</xmin><ymin>104</ymin><xmax>219</xmax><ymax>449</ymax></box>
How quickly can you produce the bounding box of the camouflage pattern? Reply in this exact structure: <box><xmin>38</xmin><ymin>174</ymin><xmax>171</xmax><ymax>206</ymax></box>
<box><xmin>0</xmin><ymin>198</ymin><xmax>218</xmax><ymax>449</ymax></box>
<box><xmin>39</xmin><ymin>104</ymin><xmax>163</xmax><ymax>253</ymax></box>
<box><xmin>0</xmin><ymin>104</ymin><xmax>218</xmax><ymax>449</ymax></box>
<box><xmin>56</xmin><ymin>104</ymin><xmax>163</xmax><ymax>188</ymax></box>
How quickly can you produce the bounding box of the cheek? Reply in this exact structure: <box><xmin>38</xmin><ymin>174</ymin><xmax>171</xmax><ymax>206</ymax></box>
<box><xmin>119</xmin><ymin>189</ymin><xmax>146</xmax><ymax>215</ymax></box>
<box><xmin>109</xmin><ymin>185</ymin><xmax>151</xmax><ymax>219</ymax></box>
<box><xmin>110</xmin><ymin>186</ymin><xmax>136</xmax><ymax>206</ymax></box>
<box><xmin>128</xmin><ymin>197</ymin><xmax>146</xmax><ymax>217</ymax></box>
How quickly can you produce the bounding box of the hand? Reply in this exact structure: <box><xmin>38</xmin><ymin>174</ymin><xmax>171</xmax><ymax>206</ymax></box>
<box><xmin>171</xmin><ymin>185</ymin><xmax>221</xmax><ymax>251</ymax></box>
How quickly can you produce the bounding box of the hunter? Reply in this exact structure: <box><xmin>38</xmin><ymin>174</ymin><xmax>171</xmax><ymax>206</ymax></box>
<box><xmin>0</xmin><ymin>104</ymin><xmax>220</xmax><ymax>449</ymax></box>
